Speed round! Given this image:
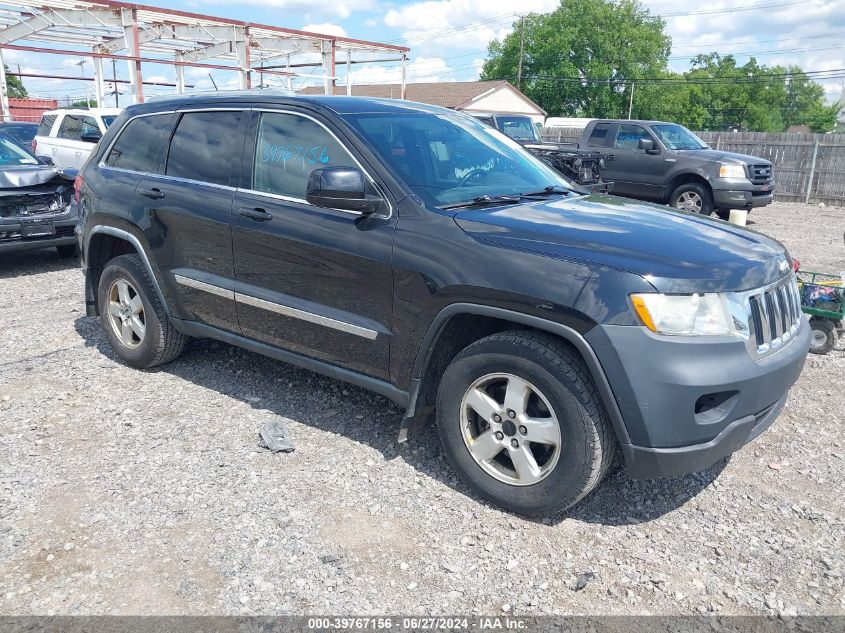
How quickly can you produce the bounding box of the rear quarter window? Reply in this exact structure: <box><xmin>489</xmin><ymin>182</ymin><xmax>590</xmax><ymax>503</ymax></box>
<box><xmin>586</xmin><ymin>122</ymin><xmax>611</xmax><ymax>146</ymax></box>
<box><xmin>38</xmin><ymin>115</ymin><xmax>57</xmax><ymax>136</ymax></box>
<box><xmin>58</xmin><ymin>115</ymin><xmax>82</xmax><ymax>140</ymax></box>
<box><xmin>104</xmin><ymin>114</ymin><xmax>177</xmax><ymax>173</ymax></box>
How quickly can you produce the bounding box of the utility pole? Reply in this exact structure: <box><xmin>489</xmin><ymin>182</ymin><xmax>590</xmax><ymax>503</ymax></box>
<box><xmin>112</xmin><ymin>58</ymin><xmax>119</xmax><ymax>107</ymax></box>
<box><xmin>627</xmin><ymin>81</ymin><xmax>635</xmax><ymax>119</ymax></box>
<box><xmin>517</xmin><ymin>14</ymin><xmax>526</xmax><ymax>91</ymax></box>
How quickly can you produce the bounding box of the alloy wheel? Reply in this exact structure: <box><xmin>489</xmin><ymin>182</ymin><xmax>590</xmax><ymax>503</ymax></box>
<box><xmin>107</xmin><ymin>278</ymin><xmax>146</xmax><ymax>349</ymax></box>
<box><xmin>675</xmin><ymin>191</ymin><xmax>703</xmax><ymax>213</ymax></box>
<box><xmin>459</xmin><ymin>372</ymin><xmax>562</xmax><ymax>486</ymax></box>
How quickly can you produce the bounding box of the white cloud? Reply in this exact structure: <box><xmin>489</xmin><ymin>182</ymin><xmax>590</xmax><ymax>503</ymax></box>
<box><xmin>384</xmin><ymin>0</ymin><xmax>557</xmax><ymax>56</ymax></box>
<box><xmin>301</xmin><ymin>23</ymin><xmax>348</xmax><ymax>37</ymax></box>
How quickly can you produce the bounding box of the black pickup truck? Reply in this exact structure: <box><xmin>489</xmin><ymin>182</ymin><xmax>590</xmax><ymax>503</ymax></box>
<box><xmin>576</xmin><ymin>119</ymin><xmax>774</xmax><ymax>219</ymax></box>
<box><xmin>77</xmin><ymin>93</ymin><xmax>808</xmax><ymax>516</ymax></box>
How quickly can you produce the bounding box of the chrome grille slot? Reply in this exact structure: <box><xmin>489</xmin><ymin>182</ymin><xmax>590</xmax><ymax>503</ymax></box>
<box><xmin>741</xmin><ymin>275</ymin><xmax>802</xmax><ymax>357</ymax></box>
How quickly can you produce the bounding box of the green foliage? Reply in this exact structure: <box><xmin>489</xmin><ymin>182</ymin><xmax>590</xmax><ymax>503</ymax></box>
<box><xmin>481</xmin><ymin>0</ymin><xmax>670</xmax><ymax>119</ymax></box>
<box><xmin>481</xmin><ymin>2</ymin><xmax>839</xmax><ymax>132</ymax></box>
<box><xmin>4</xmin><ymin>65</ymin><xmax>27</xmax><ymax>98</ymax></box>
<box><xmin>70</xmin><ymin>99</ymin><xmax>98</xmax><ymax>108</ymax></box>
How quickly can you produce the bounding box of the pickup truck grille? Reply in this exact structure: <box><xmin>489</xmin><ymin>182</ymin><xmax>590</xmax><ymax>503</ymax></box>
<box><xmin>744</xmin><ymin>276</ymin><xmax>802</xmax><ymax>357</ymax></box>
<box><xmin>749</xmin><ymin>163</ymin><xmax>773</xmax><ymax>184</ymax></box>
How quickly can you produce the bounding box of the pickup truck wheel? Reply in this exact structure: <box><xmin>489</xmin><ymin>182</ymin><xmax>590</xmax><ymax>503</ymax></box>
<box><xmin>97</xmin><ymin>254</ymin><xmax>187</xmax><ymax>368</ymax></box>
<box><xmin>670</xmin><ymin>183</ymin><xmax>713</xmax><ymax>216</ymax></box>
<box><xmin>436</xmin><ymin>331</ymin><xmax>616</xmax><ymax>516</ymax></box>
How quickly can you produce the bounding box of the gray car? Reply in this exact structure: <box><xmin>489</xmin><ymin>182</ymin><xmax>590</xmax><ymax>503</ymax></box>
<box><xmin>0</xmin><ymin>132</ymin><xmax>78</xmax><ymax>257</ymax></box>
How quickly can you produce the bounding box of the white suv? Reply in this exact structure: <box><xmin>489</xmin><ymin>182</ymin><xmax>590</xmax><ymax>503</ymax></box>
<box><xmin>33</xmin><ymin>108</ymin><xmax>122</xmax><ymax>170</ymax></box>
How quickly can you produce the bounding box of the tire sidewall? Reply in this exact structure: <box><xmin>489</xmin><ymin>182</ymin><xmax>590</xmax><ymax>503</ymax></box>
<box><xmin>97</xmin><ymin>256</ymin><xmax>163</xmax><ymax>368</ymax></box>
<box><xmin>671</xmin><ymin>182</ymin><xmax>713</xmax><ymax>216</ymax></box>
<box><xmin>809</xmin><ymin>319</ymin><xmax>837</xmax><ymax>354</ymax></box>
<box><xmin>437</xmin><ymin>344</ymin><xmax>599</xmax><ymax>515</ymax></box>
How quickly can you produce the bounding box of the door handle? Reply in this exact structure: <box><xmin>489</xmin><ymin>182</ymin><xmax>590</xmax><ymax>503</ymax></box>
<box><xmin>239</xmin><ymin>207</ymin><xmax>273</xmax><ymax>222</ymax></box>
<box><xmin>606</xmin><ymin>154</ymin><xmax>616</xmax><ymax>161</ymax></box>
<box><xmin>139</xmin><ymin>187</ymin><xmax>165</xmax><ymax>200</ymax></box>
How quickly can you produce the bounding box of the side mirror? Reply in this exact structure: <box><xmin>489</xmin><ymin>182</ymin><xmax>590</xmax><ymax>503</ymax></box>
<box><xmin>37</xmin><ymin>155</ymin><xmax>53</xmax><ymax>166</ymax></box>
<box><xmin>80</xmin><ymin>131</ymin><xmax>102</xmax><ymax>143</ymax></box>
<box><xmin>306</xmin><ymin>167</ymin><xmax>383</xmax><ymax>215</ymax></box>
<box><xmin>638</xmin><ymin>138</ymin><xmax>657</xmax><ymax>153</ymax></box>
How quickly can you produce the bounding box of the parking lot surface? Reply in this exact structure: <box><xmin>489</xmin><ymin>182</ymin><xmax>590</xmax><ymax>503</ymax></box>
<box><xmin>1</xmin><ymin>201</ymin><xmax>843</xmax><ymax>616</ymax></box>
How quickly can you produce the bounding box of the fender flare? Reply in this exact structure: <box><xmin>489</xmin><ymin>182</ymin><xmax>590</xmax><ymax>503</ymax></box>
<box><xmin>86</xmin><ymin>225</ymin><xmax>172</xmax><ymax>316</ymax></box>
<box><xmin>404</xmin><ymin>303</ymin><xmax>630</xmax><ymax>444</ymax></box>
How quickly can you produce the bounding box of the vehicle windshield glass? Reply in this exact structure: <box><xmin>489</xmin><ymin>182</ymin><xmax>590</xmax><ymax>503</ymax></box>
<box><xmin>102</xmin><ymin>115</ymin><xmax>117</xmax><ymax>128</ymax></box>
<box><xmin>344</xmin><ymin>112</ymin><xmax>571</xmax><ymax>207</ymax></box>
<box><xmin>651</xmin><ymin>124</ymin><xmax>708</xmax><ymax>150</ymax></box>
<box><xmin>495</xmin><ymin>116</ymin><xmax>539</xmax><ymax>141</ymax></box>
<box><xmin>0</xmin><ymin>134</ymin><xmax>38</xmax><ymax>166</ymax></box>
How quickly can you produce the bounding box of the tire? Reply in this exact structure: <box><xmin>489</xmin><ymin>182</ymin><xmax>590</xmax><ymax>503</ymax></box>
<box><xmin>670</xmin><ymin>182</ymin><xmax>714</xmax><ymax>216</ymax></box>
<box><xmin>56</xmin><ymin>244</ymin><xmax>79</xmax><ymax>258</ymax></box>
<box><xmin>435</xmin><ymin>330</ymin><xmax>617</xmax><ymax>516</ymax></box>
<box><xmin>809</xmin><ymin>319</ymin><xmax>837</xmax><ymax>355</ymax></box>
<box><xmin>97</xmin><ymin>253</ymin><xmax>187</xmax><ymax>368</ymax></box>
<box><xmin>713</xmin><ymin>208</ymin><xmax>731</xmax><ymax>221</ymax></box>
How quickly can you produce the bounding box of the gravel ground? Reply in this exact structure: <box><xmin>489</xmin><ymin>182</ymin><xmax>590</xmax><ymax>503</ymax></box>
<box><xmin>0</xmin><ymin>201</ymin><xmax>843</xmax><ymax>617</ymax></box>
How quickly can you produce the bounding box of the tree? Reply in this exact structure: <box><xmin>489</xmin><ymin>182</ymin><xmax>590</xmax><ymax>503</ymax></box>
<box><xmin>481</xmin><ymin>0</ymin><xmax>671</xmax><ymax>118</ymax></box>
<box><xmin>70</xmin><ymin>98</ymin><xmax>98</xmax><ymax>108</ymax></box>
<box><xmin>3</xmin><ymin>65</ymin><xmax>27</xmax><ymax>98</ymax></box>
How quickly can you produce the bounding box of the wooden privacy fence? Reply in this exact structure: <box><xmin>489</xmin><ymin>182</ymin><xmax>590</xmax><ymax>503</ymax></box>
<box><xmin>539</xmin><ymin>128</ymin><xmax>845</xmax><ymax>206</ymax></box>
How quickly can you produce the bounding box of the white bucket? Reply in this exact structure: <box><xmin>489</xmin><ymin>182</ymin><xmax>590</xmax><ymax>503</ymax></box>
<box><xmin>728</xmin><ymin>209</ymin><xmax>748</xmax><ymax>226</ymax></box>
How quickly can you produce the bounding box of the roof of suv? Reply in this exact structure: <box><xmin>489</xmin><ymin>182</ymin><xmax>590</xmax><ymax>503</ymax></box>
<box><xmin>124</xmin><ymin>92</ymin><xmax>458</xmax><ymax>118</ymax></box>
<box><xmin>43</xmin><ymin>108</ymin><xmax>123</xmax><ymax>117</ymax></box>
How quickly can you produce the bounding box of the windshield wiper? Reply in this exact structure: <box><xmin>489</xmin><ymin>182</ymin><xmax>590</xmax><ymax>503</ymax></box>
<box><xmin>518</xmin><ymin>185</ymin><xmax>573</xmax><ymax>197</ymax></box>
<box><xmin>441</xmin><ymin>195</ymin><xmax>523</xmax><ymax>210</ymax></box>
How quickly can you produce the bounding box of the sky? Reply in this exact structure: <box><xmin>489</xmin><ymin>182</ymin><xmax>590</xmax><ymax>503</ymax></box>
<box><xmin>3</xmin><ymin>0</ymin><xmax>844</xmax><ymax>108</ymax></box>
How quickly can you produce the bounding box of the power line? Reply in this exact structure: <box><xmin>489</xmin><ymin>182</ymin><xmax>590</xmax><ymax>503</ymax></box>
<box><xmin>660</xmin><ymin>0</ymin><xmax>803</xmax><ymax>17</ymax></box>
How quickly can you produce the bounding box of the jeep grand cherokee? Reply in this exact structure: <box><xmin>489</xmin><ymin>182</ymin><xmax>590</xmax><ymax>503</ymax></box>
<box><xmin>77</xmin><ymin>92</ymin><xmax>809</xmax><ymax>516</ymax></box>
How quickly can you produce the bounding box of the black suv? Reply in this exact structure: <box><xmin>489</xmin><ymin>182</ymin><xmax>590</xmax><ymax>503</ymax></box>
<box><xmin>77</xmin><ymin>92</ymin><xmax>809</xmax><ymax>516</ymax></box>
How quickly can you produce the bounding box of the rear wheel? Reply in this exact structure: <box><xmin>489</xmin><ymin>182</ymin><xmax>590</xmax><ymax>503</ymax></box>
<box><xmin>97</xmin><ymin>254</ymin><xmax>187</xmax><ymax>368</ymax></box>
<box><xmin>809</xmin><ymin>319</ymin><xmax>837</xmax><ymax>355</ymax></box>
<box><xmin>436</xmin><ymin>330</ymin><xmax>617</xmax><ymax>516</ymax></box>
<box><xmin>670</xmin><ymin>182</ymin><xmax>713</xmax><ymax>216</ymax></box>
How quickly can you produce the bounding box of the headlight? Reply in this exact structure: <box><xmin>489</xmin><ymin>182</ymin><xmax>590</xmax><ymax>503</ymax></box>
<box><xmin>630</xmin><ymin>293</ymin><xmax>734</xmax><ymax>336</ymax></box>
<box><xmin>719</xmin><ymin>164</ymin><xmax>745</xmax><ymax>178</ymax></box>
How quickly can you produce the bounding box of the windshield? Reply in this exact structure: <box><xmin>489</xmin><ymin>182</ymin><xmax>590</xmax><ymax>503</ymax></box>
<box><xmin>651</xmin><ymin>124</ymin><xmax>708</xmax><ymax>150</ymax></box>
<box><xmin>344</xmin><ymin>112</ymin><xmax>571</xmax><ymax>207</ymax></box>
<box><xmin>102</xmin><ymin>115</ymin><xmax>117</xmax><ymax>128</ymax></box>
<box><xmin>495</xmin><ymin>116</ymin><xmax>540</xmax><ymax>142</ymax></box>
<box><xmin>0</xmin><ymin>134</ymin><xmax>38</xmax><ymax>166</ymax></box>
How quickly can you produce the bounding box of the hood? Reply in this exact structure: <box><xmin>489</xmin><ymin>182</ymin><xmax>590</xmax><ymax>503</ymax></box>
<box><xmin>674</xmin><ymin>148</ymin><xmax>770</xmax><ymax>166</ymax></box>
<box><xmin>0</xmin><ymin>164</ymin><xmax>64</xmax><ymax>189</ymax></box>
<box><xmin>453</xmin><ymin>194</ymin><xmax>790</xmax><ymax>294</ymax></box>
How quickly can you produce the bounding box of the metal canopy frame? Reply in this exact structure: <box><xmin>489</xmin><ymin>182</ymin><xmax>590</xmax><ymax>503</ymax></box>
<box><xmin>0</xmin><ymin>0</ymin><xmax>409</xmax><ymax>118</ymax></box>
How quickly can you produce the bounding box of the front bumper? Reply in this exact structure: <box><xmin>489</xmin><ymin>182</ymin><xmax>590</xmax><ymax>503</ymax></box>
<box><xmin>588</xmin><ymin>319</ymin><xmax>810</xmax><ymax>479</ymax></box>
<box><xmin>0</xmin><ymin>213</ymin><xmax>78</xmax><ymax>254</ymax></box>
<box><xmin>711</xmin><ymin>177</ymin><xmax>774</xmax><ymax>209</ymax></box>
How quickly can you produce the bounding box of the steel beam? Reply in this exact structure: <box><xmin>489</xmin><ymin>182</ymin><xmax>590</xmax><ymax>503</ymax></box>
<box><xmin>175</xmin><ymin>51</ymin><xmax>185</xmax><ymax>94</ymax></box>
<box><xmin>0</xmin><ymin>8</ymin><xmax>123</xmax><ymax>44</ymax></box>
<box><xmin>122</xmin><ymin>8</ymin><xmax>144</xmax><ymax>104</ymax></box>
<box><xmin>0</xmin><ymin>49</ymin><xmax>10</xmax><ymax>121</ymax></box>
<box><xmin>182</xmin><ymin>40</ymin><xmax>234</xmax><ymax>63</ymax></box>
<box><xmin>92</xmin><ymin>53</ymin><xmax>105</xmax><ymax>107</ymax></box>
<box><xmin>235</xmin><ymin>26</ymin><xmax>251</xmax><ymax>90</ymax></box>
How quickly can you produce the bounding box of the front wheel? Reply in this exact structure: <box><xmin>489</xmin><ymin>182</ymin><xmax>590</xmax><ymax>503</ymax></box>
<box><xmin>436</xmin><ymin>331</ymin><xmax>617</xmax><ymax>516</ymax></box>
<box><xmin>670</xmin><ymin>182</ymin><xmax>713</xmax><ymax>216</ymax></box>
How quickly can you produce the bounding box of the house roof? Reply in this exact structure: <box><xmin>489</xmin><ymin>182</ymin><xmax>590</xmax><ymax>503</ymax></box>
<box><xmin>298</xmin><ymin>80</ymin><xmax>546</xmax><ymax>115</ymax></box>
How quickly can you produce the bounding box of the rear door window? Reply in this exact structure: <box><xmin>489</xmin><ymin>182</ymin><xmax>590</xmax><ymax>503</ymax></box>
<box><xmin>586</xmin><ymin>123</ymin><xmax>611</xmax><ymax>146</ymax></box>
<box><xmin>38</xmin><ymin>115</ymin><xmax>56</xmax><ymax>136</ymax></box>
<box><xmin>165</xmin><ymin>111</ymin><xmax>244</xmax><ymax>186</ymax></box>
<box><xmin>252</xmin><ymin>112</ymin><xmax>358</xmax><ymax>200</ymax></box>
<box><xmin>105</xmin><ymin>114</ymin><xmax>176</xmax><ymax>173</ymax></box>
